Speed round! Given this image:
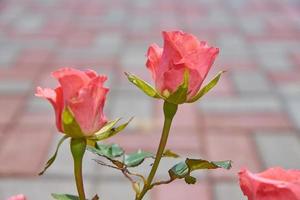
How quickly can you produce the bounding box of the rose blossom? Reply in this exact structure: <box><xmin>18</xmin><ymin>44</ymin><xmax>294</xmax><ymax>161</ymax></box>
<box><xmin>146</xmin><ymin>30</ymin><xmax>219</xmax><ymax>99</ymax></box>
<box><xmin>239</xmin><ymin>167</ymin><xmax>300</xmax><ymax>200</ymax></box>
<box><xmin>7</xmin><ymin>194</ymin><xmax>26</xmax><ymax>200</ymax></box>
<box><xmin>36</xmin><ymin>67</ymin><xmax>109</xmax><ymax>137</ymax></box>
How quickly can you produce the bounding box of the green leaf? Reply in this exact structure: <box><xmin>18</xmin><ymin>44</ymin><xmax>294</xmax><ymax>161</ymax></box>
<box><xmin>186</xmin><ymin>159</ymin><xmax>232</xmax><ymax>172</ymax></box>
<box><xmin>166</xmin><ymin>69</ymin><xmax>189</xmax><ymax>104</ymax></box>
<box><xmin>62</xmin><ymin>108</ymin><xmax>83</xmax><ymax>138</ymax></box>
<box><xmin>39</xmin><ymin>135</ymin><xmax>69</xmax><ymax>175</ymax></box>
<box><xmin>168</xmin><ymin>161</ymin><xmax>189</xmax><ymax>179</ymax></box>
<box><xmin>87</xmin><ymin>143</ymin><xmax>124</xmax><ymax>159</ymax></box>
<box><xmin>184</xmin><ymin>175</ymin><xmax>197</xmax><ymax>184</ymax></box>
<box><xmin>90</xmin><ymin>117</ymin><xmax>133</xmax><ymax>141</ymax></box>
<box><xmin>125</xmin><ymin>72</ymin><xmax>161</xmax><ymax>98</ymax></box>
<box><xmin>168</xmin><ymin>158</ymin><xmax>232</xmax><ymax>184</ymax></box>
<box><xmin>124</xmin><ymin>150</ymin><xmax>154</xmax><ymax>167</ymax></box>
<box><xmin>51</xmin><ymin>193</ymin><xmax>80</xmax><ymax>200</ymax></box>
<box><xmin>163</xmin><ymin>149</ymin><xmax>180</xmax><ymax>158</ymax></box>
<box><xmin>187</xmin><ymin>71</ymin><xmax>225</xmax><ymax>103</ymax></box>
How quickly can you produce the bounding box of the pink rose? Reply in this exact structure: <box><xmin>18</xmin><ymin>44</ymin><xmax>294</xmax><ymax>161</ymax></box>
<box><xmin>36</xmin><ymin>67</ymin><xmax>109</xmax><ymax>137</ymax></box>
<box><xmin>146</xmin><ymin>30</ymin><xmax>219</xmax><ymax>100</ymax></box>
<box><xmin>7</xmin><ymin>194</ymin><xmax>26</xmax><ymax>200</ymax></box>
<box><xmin>239</xmin><ymin>167</ymin><xmax>300</xmax><ymax>200</ymax></box>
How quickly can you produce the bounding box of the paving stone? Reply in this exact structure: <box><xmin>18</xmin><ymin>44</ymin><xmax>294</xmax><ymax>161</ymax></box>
<box><xmin>14</xmin><ymin>13</ymin><xmax>45</xmax><ymax>33</ymax></box>
<box><xmin>206</xmin><ymin>130</ymin><xmax>261</xmax><ymax>179</ymax></box>
<box><xmin>203</xmin><ymin>113</ymin><xmax>293</xmax><ymax>130</ymax></box>
<box><xmin>108</xmin><ymin>91</ymin><xmax>153</xmax><ymax>127</ymax></box>
<box><xmin>257</xmin><ymin>52</ymin><xmax>294</xmax><ymax>71</ymax></box>
<box><xmin>214</xmin><ymin>181</ymin><xmax>245</xmax><ymax>200</ymax></box>
<box><xmin>0</xmin><ymin>46</ymin><xmax>20</xmax><ymax>68</ymax></box>
<box><xmin>286</xmin><ymin>99</ymin><xmax>300</xmax><ymax>130</ymax></box>
<box><xmin>0</xmin><ymin>125</ymin><xmax>53</xmax><ymax>175</ymax></box>
<box><xmin>231</xmin><ymin>71</ymin><xmax>271</xmax><ymax>94</ymax></box>
<box><xmin>97</xmin><ymin>180</ymin><xmax>137</xmax><ymax>200</ymax></box>
<box><xmin>153</xmin><ymin>182</ymin><xmax>211</xmax><ymax>200</ymax></box>
<box><xmin>94</xmin><ymin>32</ymin><xmax>124</xmax><ymax>56</ymax></box>
<box><xmin>198</xmin><ymin>96</ymin><xmax>282</xmax><ymax>113</ymax></box>
<box><xmin>255</xmin><ymin>132</ymin><xmax>300</xmax><ymax>168</ymax></box>
<box><xmin>0</xmin><ymin>80</ymin><xmax>31</xmax><ymax>94</ymax></box>
<box><xmin>120</xmin><ymin>44</ymin><xmax>148</xmax><ymax>70</ymax></box>
<box><xmin>0</xmin><ymin>178</ymin><xmax>96</xmax><ymax>200</ymax></box>
<box><xmin>277</xmin><ymin>83</ymin><xmax>300</xmax><ymax>99</ymax></box>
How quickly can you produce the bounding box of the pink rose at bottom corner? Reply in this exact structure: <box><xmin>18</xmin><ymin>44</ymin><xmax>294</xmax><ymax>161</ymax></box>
<box><xmin>238</xmin><ymin>167</ymin><xmax>300</xmax><ymax>200</ymax></box>
<box><xmin>7</xmin><ymin>194</ymin><xmax>26</xmax><ymax>200</ymax></box>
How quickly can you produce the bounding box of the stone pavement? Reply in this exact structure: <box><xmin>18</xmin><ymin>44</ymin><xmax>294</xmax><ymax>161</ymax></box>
<box><xmin>0</xmin><ymin>0</ymin><xmax>299</xmax><ymax>199</ymax></box>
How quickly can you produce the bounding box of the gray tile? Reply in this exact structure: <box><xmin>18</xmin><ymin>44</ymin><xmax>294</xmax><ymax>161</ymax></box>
<box><xmin>198</xmin><ymin>96</ymin><xmax>282</xmax><ymax>113</ymax></box>
<box><xmin>255</xmin><ymin>132</ymin><xmax>300</xmax><ymax>168</ymax></box>
<box><xmin>214</xmin><ymin>181</ymin><xmax>246</xmax><ymax>200</ymax></box>
<box><xmin>231</xmin><ymin>71</ymin><xmax>271</xmax><ymax>94</ymax></box>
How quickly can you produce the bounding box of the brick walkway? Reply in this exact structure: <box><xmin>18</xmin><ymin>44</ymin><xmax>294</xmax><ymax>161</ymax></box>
<box><xmin>0</xmin><ymin>0</ymin><xmax>299</xmax><ymax>199</ymax></box>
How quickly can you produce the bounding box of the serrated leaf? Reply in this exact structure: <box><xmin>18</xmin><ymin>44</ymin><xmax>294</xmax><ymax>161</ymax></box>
<box><xmin>39</xmin><ymin>135</ymin><xmax>69</xmax><ymax>175</ymax></box>
<box><xmin>186</xmin><ymin>158</ymin><xmax>232</xmax><ymax>172</ymax></box>
<box><xmin>163</xmin><ymin>149</ymin><xmax>180</xmax><ymax>158</ymax></box>
<box><xmin>87</xmin><ymin>143</ymin><xmax>124</xmax><ymax>159</ymax></box>
<box><xmin>168</xmin><ymin>161</ymin><xmax>189</xmax><ymax>179</ymax></box>
<box><xmin>90</xmin><ymin>118</ymin><xmax>133</xmax><ymax>141</ymax></box>
<box><xmin>51</xmin><ymin>193</ymin><xmax>80</xmax><ymax>200</ymax></box>
<box><xmin>167</xmin><ymin>70</ymin><xmax>189</xmax><ymax>104</ymax></box>
<box><xmin>125</xmin><ymin>72</ymin><xmax>161</xmax><ymax>98</ymax></box>
<box><xmin>187</xmin><ymin>71</ymin><xmax>225</xmax><ymax>103</ymax></box>
<box><xmin>124</xmin><ymin>150</ymin><xmax>154</xmax><ymax>167</ymax></box>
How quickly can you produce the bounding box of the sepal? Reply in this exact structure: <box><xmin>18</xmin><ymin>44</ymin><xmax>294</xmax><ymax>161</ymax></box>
<box><xmin>125</xmin><ymin>72</ymin><xmax>162</xmax><ymax>98</ymax></box>
<box><xmin>39</xmin><ymin>135</ymin><xmax>69</xmax><ymax>175</ymax></box>
<box><xmin>88</xmin><ymin>117</ymin><xmax>133</xmax><ymax>141</ymax></box>
<box><xmin>187</xmin><ymin>70</ymin><xmax>225</xmax><ymax>103</ymax></box>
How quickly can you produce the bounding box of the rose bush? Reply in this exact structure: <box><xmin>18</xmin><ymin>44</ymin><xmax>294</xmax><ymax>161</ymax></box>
<box><xmin>239</xmin><ymin>167</ymin><xmax>300</xmax><ymax>200</ymax></box>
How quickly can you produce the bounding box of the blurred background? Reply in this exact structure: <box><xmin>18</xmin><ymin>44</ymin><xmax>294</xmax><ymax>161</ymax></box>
<box><xmin>0</xmin><ymin>0</ymin><xmax>299</xmax><ymax>199</ymax></box>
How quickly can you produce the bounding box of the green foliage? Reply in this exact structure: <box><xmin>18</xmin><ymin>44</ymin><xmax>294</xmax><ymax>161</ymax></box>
<box><xmin>52</xmin><ymin>194</ymin><xmax>99</xmax><ymax>200</ymax></box>
<box><xmin>39</xmin><ymin>135</ymin><xmax>69</xmax><ymax>175</ymax></box>
<box><xmin>87</xmin><ymin>144</ymin><xmax>124</xmax><ymax>159</ymax></box>
<box><xmin>62</xmin><ymin>108</ymin><xmax>84</xmax><ymax>138</ymax></box>
<box><xmin>166</xmin><ymin>70</ymin><xmax>189</xmax><ymax>104</ymax></box>
<box><xmin>163</xmin><ymin>149</ymin><xmax>180</xmax><ymax>158</ymax></box>
<box><xmin>125</xmin><ymin>72</ymin><xmax>162</xmax><ymax>98</ymax></box>
<box><xmin>187</xmin><ymin>71</ymin><xmax>225</xmax><ymax>103</ymax></box>
<box><xmin>51</xmin><ymin>193</ymin><xmax>80</xmax><ymax>200</ymax></box>
<box><xmin>168</xmin><ymin>158</ymin><xmax>232</xmax><ymax>184</ymax></box>
<box><xmin>124</xmin><ymin>150</ymin><xmax>154</xmax><ymax>167</ymax></box>
<box><xmin>89</xmin><ymin>117</ymin><xmax>133</xmax><ymax>141</ymax></box>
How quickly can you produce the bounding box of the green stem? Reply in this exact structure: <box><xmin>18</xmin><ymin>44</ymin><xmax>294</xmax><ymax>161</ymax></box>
<box><xmin>70</xmin><ymin>138</ymin><xmax>87</xmax><ymax>200</ymax></box>
<box><xmin>136</xmin><ymin>101</ymin><xmax>178</xmax><ymax>200</ymax></box>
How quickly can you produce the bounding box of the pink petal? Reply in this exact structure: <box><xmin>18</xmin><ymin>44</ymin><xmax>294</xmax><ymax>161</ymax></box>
<box><xmin>68</xmin><ymin>75</ymin><xmax>108</xmax><ymax>136</ymax></box>
<box><xmin>35</xmin><ymin>86</ymin><xmax>64</xmax><ymax>132</ymax></box>
<box><xmin>239</xmin><ymin>168</ymin><xmax>300</xmax><ymax>200</ymax></box>
<box><xmin>52</xmin><ymin>67</ymin><xmax>91</xmax><ymax>101</ymax></box>
<box><xmin>7</xmin><ymin>194</ymin><xmax>26</xmax><ymax>200</ymax></box>
<box><xmin>146</xmin><ymin>43</ymin><xmax>163</xmax><ymax>81</ymax></box>
<box><xmin>85</xmin><ymin>69</ymin><xmax>98</xmax><ymax>79</ymax></box>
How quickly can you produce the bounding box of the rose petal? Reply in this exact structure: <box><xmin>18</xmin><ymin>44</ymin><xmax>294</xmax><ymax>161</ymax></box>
<box><xmin>68</xmin><ymin>75</ymin><xmax>108</xmax><ymax>136</ymax></box>
<box><xmin>52</xmin><ymin>67</ymin><xmax>91</xmax><ymax>101</ymax></box>
<box><xmin>35</xmin><ymin>86</ymin><xmax>63</xmax><ymax>131</ymax></box>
